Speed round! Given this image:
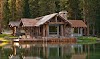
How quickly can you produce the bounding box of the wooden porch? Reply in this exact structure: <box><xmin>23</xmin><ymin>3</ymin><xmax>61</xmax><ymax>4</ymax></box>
<box><xmin>13</xmin><ymin>37</ymin><xmax>76</xmax><ymax>44</ymax></box>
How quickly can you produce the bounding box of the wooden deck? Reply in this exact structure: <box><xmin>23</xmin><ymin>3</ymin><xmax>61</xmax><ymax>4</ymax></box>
<box><xmin>13</xmin><ymin>37</ymin><xmax>77</xmax><ymax>44</ymax></box>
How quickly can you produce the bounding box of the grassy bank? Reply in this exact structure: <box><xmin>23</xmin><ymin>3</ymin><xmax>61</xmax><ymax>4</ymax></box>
<box><xmin>77</xmin><ymin>36</ymin><xmax>97</xmax><ymax>44</ymax></box>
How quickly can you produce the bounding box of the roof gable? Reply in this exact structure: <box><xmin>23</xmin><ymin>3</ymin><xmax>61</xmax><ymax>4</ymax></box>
<box><xmin>35</xmin><ymin>13</ymin><xmax>58</xmax><ymax>26</ymax></box>
<box><xmin>35</xmin><ymin>13</ymin><xmax>72</xmax><ymax>26</ymax></box>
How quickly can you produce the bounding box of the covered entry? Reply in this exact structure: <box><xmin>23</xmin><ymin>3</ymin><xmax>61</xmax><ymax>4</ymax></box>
<box><xmin>69</xmin><ymin>20</ymin><xmax>87</xmax><ymax>37</ymax></box>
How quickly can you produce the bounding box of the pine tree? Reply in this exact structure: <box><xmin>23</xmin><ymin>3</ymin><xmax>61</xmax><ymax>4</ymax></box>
<box><xmin>16</xmin><ymin>0</ymin><xmax>23</xmax><ymax>20</ymax></box>
<box><xmin>9</xmin><ymin>0</ymin><xmax>16</xmax><ymax>21</ymax></box>
<box><xmin>59</xmin><ymin>0</ymin><xmax>68</xmax><ymax>11</ymax></box>
<box><xmin>22</xmin><ymin>0</ymin><xmax>31</xmax><ymax>18</ymax></box>
<box><xmin>3</xmin><ymin>0</ymin><xmax>10</xmax><ymax>27</ymax></box>
<box><xmin>80</xmin><ymin>0</ymin><xmax>98</xmax><ymax>35</ymax></box>
<box><xmin>67</xmin><ymin>0</ymin><xmax>82</xmax><ymax>20</ymax></box>
<box><xmin>29</xmin><ymin>0</ymin><xmax>39</xmax><ymax>18</ymax></box>
<box><xmin>39</xmin><ymin>0</ymin><xmax>56</xmax><ymax>16</ymax></box>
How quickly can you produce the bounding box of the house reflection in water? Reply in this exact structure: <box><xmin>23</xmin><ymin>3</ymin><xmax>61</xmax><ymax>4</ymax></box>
<box><xmin>12</xmin><ymin>42</ymin><xmax>75</xmax><ymax>59</ymax></box>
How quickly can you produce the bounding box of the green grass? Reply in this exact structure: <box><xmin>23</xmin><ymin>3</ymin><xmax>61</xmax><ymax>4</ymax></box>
<box><xmin>77</xmin><ymin>36</ymin><xmax>97</xmax><ymax>44</ymax></box>
<box><xmin>0</xmin><ymin>34</ymin><xmax>18</xmax><ymax>39</ymax></box>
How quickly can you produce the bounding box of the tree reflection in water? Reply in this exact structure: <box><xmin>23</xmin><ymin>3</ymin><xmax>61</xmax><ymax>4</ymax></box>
<box><xmin>1</xmin><ymin>42</ymin><xmax>98</xmax><ymax>59</ymax></box>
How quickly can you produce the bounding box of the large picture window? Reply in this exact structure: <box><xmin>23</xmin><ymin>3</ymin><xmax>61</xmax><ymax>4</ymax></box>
<box><xmin>49</xmin><ymin>25</ymin><xmax>57</xmax><ymax>35</ymax></box>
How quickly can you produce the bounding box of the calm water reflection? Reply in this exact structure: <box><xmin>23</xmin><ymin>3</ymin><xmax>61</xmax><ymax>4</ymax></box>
<box><xmin>0</xmin><ymin>42</ymin><xmax>99</xmax><ymax>59</ymax></box>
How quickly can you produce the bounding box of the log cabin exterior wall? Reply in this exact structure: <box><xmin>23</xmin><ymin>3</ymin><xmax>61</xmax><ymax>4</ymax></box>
<box><xmin>9</xmin><ymin>13</ymin><xmax>87</xmax><ymax>39</ymax></box>
<box><xmin>18</xmin><ymin>15</ymin><xmax>71</xmax><ymax>39</ymax></box>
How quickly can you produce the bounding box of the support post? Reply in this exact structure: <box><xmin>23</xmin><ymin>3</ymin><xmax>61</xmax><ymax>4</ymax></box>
<box><xmin>63</xmin><ymin>24</ymin><xmax>66</xmax><ymax>36</ymax></box>
<box><xmin>78</xmin><ymin>28</ymin><xmax>80</xmax><ymax>36</ymax></box>
<box><xmin>57</xmin><ymin>25</ymin><xmax>59</xmax><ymax>37</ymax></box>
<box><xmin>71</xmin><ymin>28</ymin><xmax>74</xmax><ymax>37</ymax></box>
<box><xmin>43</xmin><ymin>25</ymin><xmax>45</xmax><ymax>37</ymax></box>
<box><xmin>13</xmin><ymin>27</ymin><xmax>16</xmax><ymax>36</ymax></box>
<box><xmin>80</xmin><ymin>28</ymin><xmax>83</xmax><ymax>36</ymax></box>
<box><xmin>46</xmin><ymin>24</ymin><xmax>49</xmax><ymax>37</ymax></box>
<box><xmin>38</xmin><ymin>27</ymin><xmax>40</xmax><ymax>36</ymax></box>
<box><xmin>61</xmin><ymin>25</ymin><xmax>64</xmax><ymax>36</ymax></box>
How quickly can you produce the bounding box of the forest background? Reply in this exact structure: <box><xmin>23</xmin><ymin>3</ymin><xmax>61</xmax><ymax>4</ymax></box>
<box><xmin>1</xmin><ymin>0</ymin><xmax>100</xmax><ymax>36</ymax></box>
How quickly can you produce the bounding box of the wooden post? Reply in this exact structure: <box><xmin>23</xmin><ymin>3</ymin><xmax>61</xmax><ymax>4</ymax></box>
<box><xmin>80</xmin><ymin>28</ymin><xmax>83</xmax><ymax>36</ymax></box>
<box><xmin>84</xmin><ymin>28</ymin><xmax>87</xmax><ymax>36</ymax></box>
<box><xmin>38</xmin><ymin>27</ymin><xmax>40</xmax><ymax>36</ymax></box>
<box><xmin>55</xmin><ymin>16</ymin><xmax>57</xmax><ymax>22</ymax></box>
<box><xmin>36</xmin><ymin>27</ymin><xmax>38</xmax><ymax>36</ymax></box>
<box><xmin>46</xmin><ymin>24</ymin><xmax>49</xmax><ymax>37</ymax></box>
<box><xmin>71</xmin><ymin>28</ymin><xmax>74</xmax><ymax>37</ymax></box>
<box><xmin>61</xmin><ymin>25</ymin><xmax>64</xmax><ymax>36</ymax></box>
<box><xmin>63</xmin><ymin>24</ymin><xmax>66</xmax><ymax>36</ymax></box>
<box><xmin>43</xmin><ymin>25</ymin><xmax>45</xmax><ymax>37</ymax></box>
<box><xmin>57</xmin><ymin>25</ymin><xmax>59</xmax><ymax>37</ymax></box>
<box><xmin>78</xmin><ymin>28</ymin><xmax>80</xmax><ymax>36</ymax></box>
<box><xmin>24</xmin><ymin>27</ymin><xmax>27</xmax><ymax>38</ymax></box>
<box><xmin>13</xmin><ymin>27</ymin><xmax>16</xmax><ymax>36</ymax></box>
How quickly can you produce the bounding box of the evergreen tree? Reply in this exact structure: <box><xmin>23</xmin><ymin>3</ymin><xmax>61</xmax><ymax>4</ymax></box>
<box><xmin>29</xmin><ymin>0</ymin><xmax>39</xmax><ymax>18</ymax></box>
<box><xmin>16</xmin><ymin>0</ymin><xmax>23</xmax><ymax>20</ymax></box>
<box><xmin>9</xmin><ymin>0</ymin><xmax>16</xmax><ymax>21</ymax></box>
<box><xmin>55</xmin><ymin>0</ymin><xmax>60</xmax><ymax>13</ymax></box>
<box><xmin>3</xmin><ymin>0</ymin><xmax>10</xmax><ymax>27</ymax></box>
<box><xmin>67</xmin><ymin>0</ymin><xmax>82</xmax><ymax>20</ymax></box>
<box><xmin>22</xmin><ymin>0</ymin><xmax>31</xmax><ymax>18</ymax></box>
<box><xmin>59</xmin><ymin>0</ymin><xmax>68</xmax><ymax>11</ymax></box>
<box><xmin>39</xmin><ymin>0</ymin><xmax>56</xmax><ymax>16</ymax></box>
<box><xmin>80</xmin><ymin>0</ymin><xmax>99</xmax><ymax>35</ymax></box>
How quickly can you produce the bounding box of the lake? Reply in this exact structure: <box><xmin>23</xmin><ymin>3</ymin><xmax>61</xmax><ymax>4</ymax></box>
<box><xmin>0</xmin><ymin>41</ymin><xmax>100</xmax><ymax>59</ymax></box>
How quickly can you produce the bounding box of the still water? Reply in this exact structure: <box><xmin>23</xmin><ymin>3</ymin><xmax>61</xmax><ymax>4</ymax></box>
<box><xmin>0</xmin><ymin>42</ymin><xmax>100</xmax><ymax>59</ymax></box>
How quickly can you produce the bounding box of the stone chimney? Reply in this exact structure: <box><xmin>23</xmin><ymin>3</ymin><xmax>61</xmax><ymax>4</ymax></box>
<box><xmin>59</xmin><ymin>11</ymin><xmax>68</xmax><ymax>20</ymax></box>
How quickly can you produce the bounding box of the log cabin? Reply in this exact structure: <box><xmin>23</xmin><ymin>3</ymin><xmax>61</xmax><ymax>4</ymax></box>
<box><xmin>9</xmin><ymin>11</ymin><xmax>87</xmax><ymax>42</ymax></box>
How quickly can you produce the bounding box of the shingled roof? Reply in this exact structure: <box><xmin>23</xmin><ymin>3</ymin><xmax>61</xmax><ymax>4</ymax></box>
<box><xmin>35</xmin><ymin>13</ymin><xmax>58</xmax><ymax>26</ymax></box>
<box><xmin>20</xmin><ymin>18</ymin><xmax>38</xmax><ymax>27</ymax></box>
<box><xmin>69</xmin><ymin>20</ymin><xmax>87</xmax><ymax>28</ymax></box>
<box><xmin>9</xmin><ymin>21</ymin><xmax>20</xmax><ymax>27</ymax></box>
<box><xmin>9</xmin><ymin>13</ymin><xmax>87</xmax><ymax>28</ymax></box>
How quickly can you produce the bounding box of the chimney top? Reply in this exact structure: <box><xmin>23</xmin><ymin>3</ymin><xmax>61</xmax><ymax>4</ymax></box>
<box><xmin>59</xmin><ymin>11</ymin><xmax>68</xmax><ymax>20</ymax></box>
<box><xmin>59</xmin><ymin>11</ymin><xmax>68</xmax><ymax>14</ymax></box>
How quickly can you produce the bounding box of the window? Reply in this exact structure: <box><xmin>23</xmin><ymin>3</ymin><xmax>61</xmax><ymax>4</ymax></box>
<box><xmin>49</xmin><ymin>25</ymin><xmax>57</xmax><ymax>35</ymax></box>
